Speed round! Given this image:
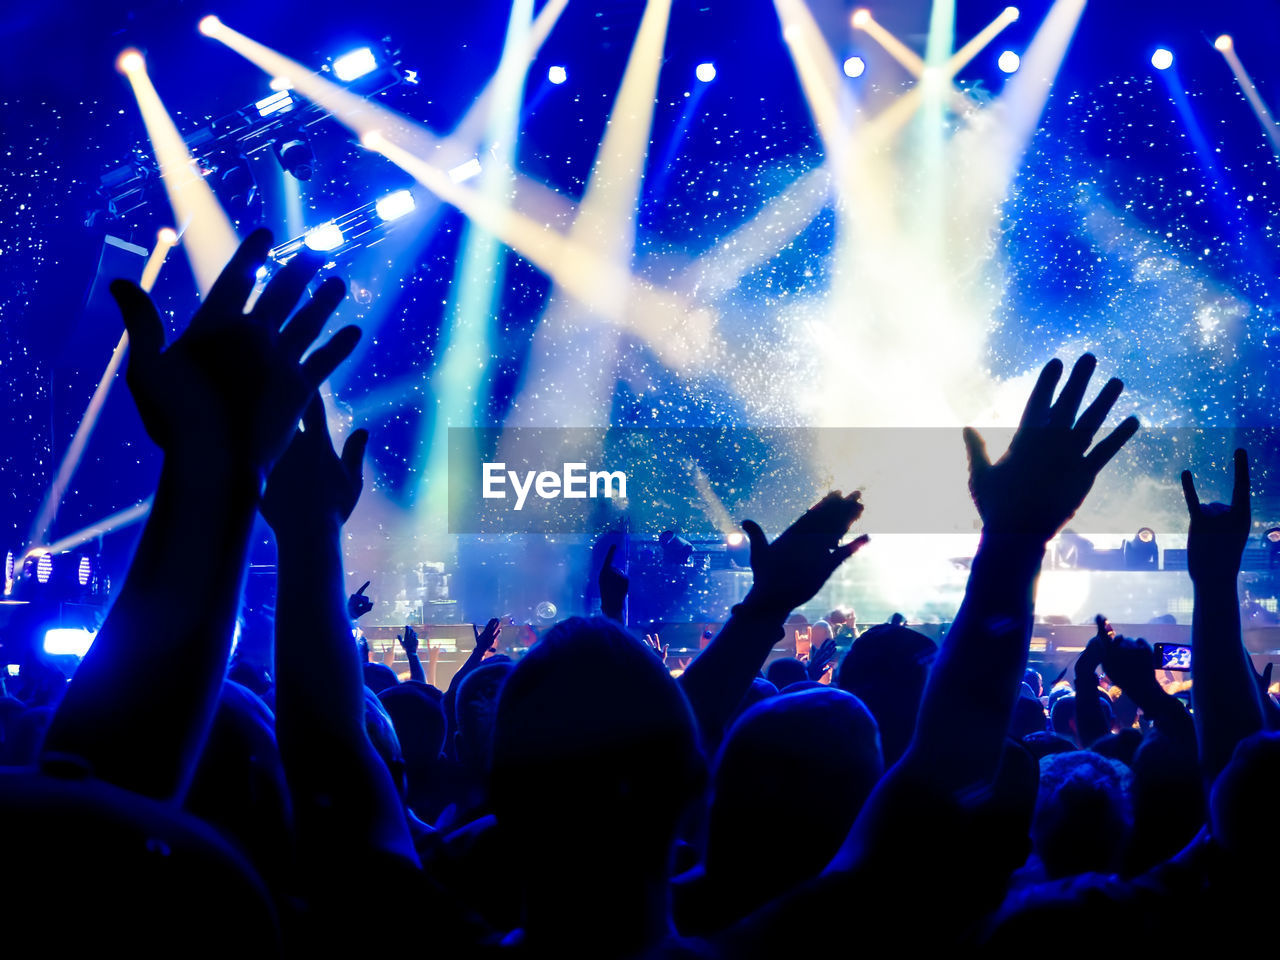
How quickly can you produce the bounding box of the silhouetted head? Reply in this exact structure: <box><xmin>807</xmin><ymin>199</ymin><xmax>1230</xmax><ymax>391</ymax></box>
<box><xmin>454</xmin><ymin>659</ymin><xmax>514</xmax><ymax>772</ymax></box>
<box><xmin>379</xmin><ymin>682</ymin><xmax>447</xmax><ymax>770</ymax></box>
<box><xmin>1021</xmin><ymin>731</ymin><xmax>1078</xmax><ymax>760</ymax></box>
<box><xmin>836</xmin><ymin>624</ymin><xmax>936</xmax><ymax>764</ymax></box>
<box><xmin>764</xmin><ymin>657</ymin><xmax>808</xmax><ymax>691</ymax></box>
<box><xmin>362</xmin><ymin>662</ymin><xmax>399</xmax><ymax>694</ymax></box>
<box><xmin>809</xmin><ymin>620</ymin><xmax>832</xmax><ymax>644</ymax></box>
<box><xmin>1210</xmin><ymin>731</ymin><xmax>1280</xmax><ymax>859</ymax></box>
<box><xmin>705</xmin><ymin>688</ymin><xmax>882</xmax><ymax>920</ymax></box>
<box><xmin>1049</xmin><ymin>693</ymin><xmax>1114</xmax><ymax>746</ymax></box>
<box><xmin>1023</xmin><ymin>667</ymin><xmax>1044</xmax><ymax>698</ymax></box>
<box><xmin>1012</xmin><ymin>684</ymin><xmax>1048</xmax><ymax>738</ymax></box>
<box><xmin>1032</xmin><ymin>751</ymin><xmax>1133</xmax><ymax>878</ymax></box>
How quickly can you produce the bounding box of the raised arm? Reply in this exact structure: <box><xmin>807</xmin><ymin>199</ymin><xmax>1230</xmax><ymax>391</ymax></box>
<box><xmin>40</xmin><ymin>231</ymin><xmax>359</xmax><ymax>801</ymax></box>
<box><xmin>1183</xmin><ymin>449</ymin><xmax>1264</xmax><ymax>780</ymax></box>
<box><xmin>679</xmin><ymin>492</ymin><xmax>868</xmax><ymax>743</ymax></box>
<box><xmin>399</xmin><ymin>625</ymin><xmax>427</xmax><ymax>684</ymax></box>
<box><xmin>598</xmin><ymin>543</ymin><xmax>629</xmax><ymax>623</ymax></box>
<box><xmin>1072</xmin><ymin>621</ymin><xmax>1110</xmax><ymax>747</ymax></box>
<box><xmin>263</xmin><ymin>394</ymin><xmax>415</xmax><ymax>866</ymax></box>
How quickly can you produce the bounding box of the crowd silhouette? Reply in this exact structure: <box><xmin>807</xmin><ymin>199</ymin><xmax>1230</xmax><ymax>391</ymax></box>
<box><xmin>2</xmin><ymin>231</ymin><xmax>1276</xmax><ymax>955</ymax></box>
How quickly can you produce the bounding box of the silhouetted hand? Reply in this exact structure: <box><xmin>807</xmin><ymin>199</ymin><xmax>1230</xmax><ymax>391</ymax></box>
<box><xmin>806</xmin><ymin>637</ymin><xmax>838</xmax><ymax>680</ymax></box>
<box><xmin>473</xmin><ymin>617</ymin><xmax>502</xmax><ymax>654</ymax></box>
<box><xmin>1098</xmin><ymin>628</ymin><xmax>1162</xmax><ymax>705</ymax></box>
<box><xmin>399</xmin><ymin>624</ymin><xmax>419</xmax><ymax>656</ymax></box>
<box><xmin>598</xmin><ymin>543</ymin><xmax>628</xmax><ymax>620</ymax></box>
<box><xmin>109</xmin><ymin>228</ymin><xmax>361</xmax><ymax>475</ymax></box>
<box><xmin>262</xmin><ymin>394</ymin><xmax>368</xmax><ymax>536</ymax></box>
<box><xmin>642</xmin><ymin>633</ymin><xmax>668</xmax><ymax>665</ymax></box>
<box><xmin>348</xmin><ymin>581</ymin><xmax>373</xmax><ymax>620</ymax></box>
<box><xmin>1182</xmin><ymin>448</ymin><xmax>1250</xmax><ymax>584</ymax></box>
<box><xmin>1075</xmin><ymin>616</ymin><xmax>1107</xmax><ymax>680</ymax></box>
<box><xmin>963</xmin><ymin>354</ymin><xmax>1139</xmax><ymax>542</ymax></box>
<box><xmin>740</xmin><ymin>492</ymin><xmax>869</xmax><ymax>618</ymax></box>
<box><xmin>356</xmin><ymin>634</ymin><xmax>371</xmax><ymax>663</ymax></box>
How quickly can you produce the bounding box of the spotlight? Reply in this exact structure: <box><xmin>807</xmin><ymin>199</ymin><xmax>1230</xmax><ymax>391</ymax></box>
<box><xmin>205</xmin><ymin>148</ymin><xmax>260</xmax><ymax>219</ymax></box>
<box><xmin>116</xmin><ymin>49</ymin><xmax>145</xmax><ymax>75</ymax></box>
<box><xmin>1004</xmin><ymin>6</ymin><xmax>1020</xmax><ymax>20</ymax></box>
<box><xmin>157</xmin><ymin>227</ymin><xmax>179</xmax><ymax>246</ymax></box>
<box><xmin>548</xmin><ymin>65</ymin><xmax>568</xmax><ymax>85</ymax></box>
<box><xmin>77</xmin><ymin>556</ymin><xmax>91</xmax><ymax>587</ymax></box>
<box><xmin>1214</xmin><ymin>34</ymin><xmax>1233</xmax><ymax>52</ymax></box>
<box><xmin>360</xmin><ymin>130</ymin><xmax>385</xmax><ymax>150</ymax></box>
<box><xmin>851</xmin><ymin>9</ymin><xmax>872</xmax><ymax>28</ymax></box>
<box><xmin>535</xmin><ymin>600</ymin><xmax>558</xmax><ymax>622</ymax></box>
<box><xmin>255</xmin><ymin>89</ymin><xmax>294</xmax><ymax>118</ymax></box>
<box><xmin>843</xmin><ymin>56</ymin><xmax>867</xmax><ymax>78</ymax></box>
<box><xmin>998</xmin><ymin>50</ymin><xmax>1021</xmax><ymax>73</ymax></box>
<box><xmin>269</xmin><ymin>76</ymin><xmax>293</xmax><ymax>92</ymax></box>
<box><xmin>375</xmin><ymin>188</ymin><xmax>416</xmax><ymax>222</ymax></box>
<box><xmin>333</xmin><ymin>46</ymin><xmax>378</xmax><ymax>83</ymax></box>
<box><xmin>695</xmin><ymin>62</ymin><xmax>717</xmax><ymax>83</ymax></box>
<box><xmin>4</xmin><ymin>551</ymin><xmax>12</xmax><ymax>582</ymax></box>
<box><xmin>1151</xmin><ymin>48</ymin><xmax>1174</xmax><ymax>71</ymax></box>
<box><xmin>1123</xmin><ymin>527</ymin><xmax>1158</xmax><ymax>569</ymax></box>
<box><xmin>197</xmin><ymin>15</ymin><xmax>222</xmax><ymax>37</ymax></box>
<box><xmin>272</xmin><ymin>130</ymin><xmax>314</xmax><ymax>181</ymax></box>
<box><xmin>659</xmin><ymin>531</ymin><xmax>693</xmax><ymax>566</ymax></box>
<box><xmin>43</xmin><ymin>627</ymin><xmax>97</xmax><ymax>658</ymax></box>
<box><xmin>1265</xmin><ymin>527</ymin><xmax>1280</xmax><ymax>568</ymax></box>
<box><xmin>448</xmin><ymin>157</ymin><xmax>483</xmax><ymax>184</ymax></box>
<box><xmin>36</xmin><ymin>553</ymin><xmax>52</xmax><ymax>585</ymax></box>
<box><xmin>304</xmin><ymin>222</ymin><xmax>344</xmax><ymax>252</ymax></box>
<box><xmin>726</xmin><ymin>531</ymin><xmax>750</xmax><ymax>568</ymax></box>
<box><xmin>726</xmin><ymin>531</ymin><xmax>745</xmax><ymax>547</ymax></box>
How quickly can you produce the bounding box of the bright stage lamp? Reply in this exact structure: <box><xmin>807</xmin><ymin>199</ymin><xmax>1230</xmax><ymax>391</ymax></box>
<box><xmin>333</xmin><ymin>47</ymin><xmax>377</xmax><ymax>82</ymax></box>
<box><xmin>1004</xmin><ymin>6</ymin><xmax>1020</xmax><ymax>20</ymax></box>
<box><xmin>843</xmin><ymin>56</ymin><xmax>866</xmax><ymax>78</ymax></box>
<box><xmin>43</xmin><ymin>627</ymin><xmax>97</xmax><ymax>657</ymax></box>
<box><xmin>695</xmin><ymin>62</ymin><xmax>717</xmax><ymax>83</ymax></box>
<box><xmin>197</xmin><ymin>15</ymin><xmax>222</xmax><ymax>37</ymax></box>
<box><xmin>448</xmin><ymin>158</ymin><xmax>483</xmax><ymax>183</ymax></box>
<box><xmin>998</xmin><ymin>50</ymin><xmax>1021</xmax><ymax>73</ymax></box>
<box><xmin>35</xmin><ymin>553</ymin><xmax>52</xmax><ymax>584</ymax></box>
<box><xmin>304</xmin><ymin>223</ymin><xmax>344</xmax><ymax>252</ymax></box>
<box><xmin>548</xmin><ymin>65</ymin><xmax>568</xmax><ymax>85</ymax></box>
<box><xmin>851</xmin><ymin>9</ymin><xmax>871</xmax><ymax>28</ymax></box>
<box><xmin>116</xmin><ymin>49</ymin><xmax>145</xmax><ymax>74</ymax></box>
<box><xmin>157</xmin><ymin>227</ymin><xmax>179</xmax><ymax>246</ymax></box>
<box><xmin>1151</xmin><ymin>48</ymin><xmax>1174</xmax><ymax>71</ymax></box>
<box><xmin>375</xmin><ymin>189</ymin><xmax>416</xmax><ymax>222</ymax></box>
<box><xmin>1214</xmin><ymin>35</ymin><xmax>1233</xmax><ymax>52</ymax></box>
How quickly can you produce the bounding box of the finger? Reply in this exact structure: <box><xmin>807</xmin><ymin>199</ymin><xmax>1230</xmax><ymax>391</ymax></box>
<box><xmin>603</xmin><ymin>543</ymin><xmax>617</xmax><ymax>569</ymax></box>
<box><xmin>742</xmin><ymin>520</ymin><xmax>769</xmax><ymax>569</ymax></box>
<box><xmin>827</xmin><ymin>533</ymin><xmax>871</xmax><ymax>573</ymax></box>
<box><xmin>300</xmin><ymin>392</ymin><xmax>327</xmax><ymax>438</ymax></box>
<box><xmin>1018</xmin><ymin>357</ymin><xmax>1064</xmax><ymax>430</ymax></box>
<box><xmin>110</xmin><ymin>279</ymin><xmax>165</xmax><ymax>365</ymax></box>
<box><xmin>1231</xmin><ymin>448</ymin><xmax>1250</xmax><ymax>516</ymax></box>
<box><xmin>1048</xmin><ymin>353</ymin><xmax>1098</xmax><ymax>429</ymax></box>
<box><xmin>341</xmin><ymin>429</ymin><xmax>369</xmax><ymax>488</ymax></box>
<box><xmin>282</xmin><ymin>276</ymin><xmax>347</xmax><ymax>360</ymax></box>
<box><xmin>251</xmin><ymin>250</ymin><xmax>322</xmax><ymax>327</ymax></box>
<box><xmin>202</xmin><ymin>228</ymin><xmax>272</xmax><ymax>319</ymax></box>
<box><xmin>962</xmin><ymin>427</ymin><xmax>991</xmax><ymax>480</ymax></box>
<box><xmin>1181</xmin><ymin>469</ymin><xmax>1200</xmax><ymax>514</ymax></box>
<box><xmin>1083</xmin><ymin>415</ymin><xmax>1140</xmax><ymax>476</ymax></box>
<box><xmin>1261</xmin><ymin>662</ymin><xmax>1273</xmax><ymax>689</ymax></box>
<box><xmin>1072</xmin><ymin>378</ymin><xmax>1123</xmax><ymax>448</ymax></box>
<box><xmin>301</xmin><ymin>325</ymin><xmax>362</xmax><ymax>389</ymax></box>
<box><xmin>358</xmin><ymin>581</ymin><xmax>370</xmax><ymax>594</ymax></box>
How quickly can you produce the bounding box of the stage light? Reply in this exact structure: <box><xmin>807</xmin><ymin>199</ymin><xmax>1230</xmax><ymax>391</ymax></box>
<box><xmin>726</xmin><ymin>531</ymin><xmax>745</xmax><ymax>547</ymax></box>
<box><xmin>1004</xmin><ymin>6</ymin><xmax>1020</xmax><ymax>20</ymax></box>
<box><xmin>43</xmin><ymin>627</ymin><xmax>97</xmax><ymax>658</ymax></box>
<box><xmin>36</xmin><ymin>554</ymin><xmax>52</xmax><ymax>584</ymax></box>
<box><xmin>695</xmin><ymin>62</ymin><xmax>716</xmax><ymax>83</ymax></box>
<box><xmin>269</xmin><ymin>75</ymin><xmax>293</xmax><ymax>91</ymax></box>
<box><xmin>843</xmin><ymin>56</ymin><xmax>866</xmax><ymax>78</ymax></box>
<box><xmin>1266</xmin><ymin>527</ymin><xmax>1280</xmax><ymax>567</ymax></box>
<box><xmin>4</xmin><ymin>551</ymin><xmax>13</xmax><ymax>583</ymax></box>
<box><xmin>198</xmin><ymin>15</ymin><xmax>222</xmax><ymax>36</ymax></box>
<box><xmin>272</xmin><ymin>130</ymin><xmax>314</xmax><ymax>180</ymax></box>
<box><xmin>77</xmin><ymin>556</ymin><xmax>91</xmax><ymax>587</ymax></box>
<box><xmin>1124</xmin><ymin>527</ymin><xmax>1158</xmax><ymax>569</ymax></box>
<box><xmin>157</xmin><ymin>227</ymin><xmax>178</xmax><ymax>246</ymax></box>
<box><xmin>448</xmin><ymin>157</ymin><xmax>483</xmax><ymax>183</ymax></box>
<box><xmin>852</xmin><ymin>8</ymin><xmax>871</xmax><ymax>28</ymax></box>
<box><xmin>304</xmin><ymin>223</ymin><xmax>344</xmax><ymax>252</ymax></box>
<box><xmin>116</xmin><ymin>49</ymin><xmax>145</xmax><ymax>75</ymax></box>
<box><xmin>548</xmin><ymin>65</ymin><xmax>568</xmax><ymax>84</ymax></box>
<box><xmin>1151</xmin><ymin>48</ymin><xmax>1174</xmax><ymax>71</ymax></box>
<box><xmin>255</xmin><ymin>89</ymin><xmax>294</xmax><ymax>118</ymax></box>
<box><xmin>535</xmin><ymin>600</ymin><xmax>558</xmax><ymax>622</ymax></box>
<box><xmin>1214</xmin><ymin>34</ymin><xmax>1233</xmax><ymax>52</ymax></box>
<box><xmin>998</xmin><ymin>50</ymin><xmax>1020</xmax><ymax>73</ymax></box>
<box><xmin>333</xmin><ymin>46</ymin><xmax>377</xmax><ymax>82</ymax></box>
<box><xmin>375</xmin><ymin>188</ymin><xmax>416</xmax><ymax>221</ymax></box>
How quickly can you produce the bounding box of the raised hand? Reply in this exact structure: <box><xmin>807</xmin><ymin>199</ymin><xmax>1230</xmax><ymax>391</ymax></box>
<box><xmin>963</xmin><ymin>354</ymin><xmax>1139</xmax><ymax>542</ymax></box>
<box><xmin>109</xmin><ymin>228</ymin><xmax>360</xmax><ymax>477</ymax></box>
<box><xmin>348</xmin><ymin>581</ymin><xmax>373</xmax><ymax>620</ymax></box>
<box><xmin>473</xmin><ymin>617</ymin><xmax>502</xmax><ymax>654</ymax></box>
<box><xmin>399</xmin><ymin>624</ymin><xmax>420</xmax><ymax>656</ymax></box>
<box><xmin>740</xmin><ymin>492</ymin><xmax>869</xmax><ymax>618</ymax></box>
<box><xmin>1097</xmin><ymin>627</ymin><xmax>1162</xmax><ymax>704</ymax></box>
<box><xmin>643</xmin><ymin>633</ymin><xmax>669</xmax><ymax>665</ymax></box>
<box><xmin>1182</xmin><ymin>448</ymin><xmax>1250</xmax><ymax>584</ymax></box>
<box><xmin>262</xmin><ymin>393</ymin><xmax>368</xmax><ymax>536</ymax></box>
<box><xmin>1075</xmin><ymin>616</ymin><xmax>1108</xmax><ymax>679</ymax></box>
<box><xmin>806</xmin><ymin>637</ymin><xmax>838</xmax><ymax>681</ymax></box>
<box><xmin>598</xmin><ymin>543</ymin><xmax>629</xmax><ymax>621</ymax></box>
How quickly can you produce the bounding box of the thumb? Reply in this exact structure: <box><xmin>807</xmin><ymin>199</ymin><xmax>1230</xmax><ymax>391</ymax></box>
<box><xmin>110</xmin><ymin>278</ymin><xmax>165</xmax><ymax>369</ymax></box>
<box><xmin>962</xmin><ymin>427</ymin><xmax>991</xmax><ymax>481</ymax></box>
<box><xmin>341</xmin><ymin>428</ymin><xmax>369</xmax><ymax>488</ymax></box>
<box><xmin>741</xmin><ymin>520</ymin><xmax>769</xmax><ymax>570</ymax></box>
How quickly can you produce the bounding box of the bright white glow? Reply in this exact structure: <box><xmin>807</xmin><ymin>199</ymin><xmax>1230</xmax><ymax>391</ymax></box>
<box><xmin>77</xmin><ymin>556</ymin><xmax>91</xmax><ymax>586</ymax></box>
<box><xmin>726</xmin><ymin>531</ymin><xmax>745</xmax><ymax>547</ymax></box>
<box><xmin>448</xmin><ymin>157</ymin><xmax>483</xmax><ymax>184</ymax></box>
<box><xmin>548</xmin><ymin>65</ymin><xmax>567</xmax><ymax>85</ymax></box>
<box><xmin>269</xmin><ymin>75</ymin><xmax>293</xmax><ymax>91</ymax></box>
<box><xmin>43</xmin><ymin>628</ymin><xmax>97</xmax><ymax>657</ymax></box>
<box><xmin>375</xmin><ymin>188</ymin><xmax>416</xmax><ymax>221</ymax></box>
<box><xmin>695</xmin><ymin>62</ymin><xmax>717</xmax><ymax>83</ymax></box>
<box><xmin>255</xmin><ymin>265</ymin><xmax>270</xmax><ymax>280</ymax></box>
<box><xmin>333</xmin><ymin>46</ymin><xmax>377</xmax><ymax>83</ymax></box>
<box><xmin>1151</xmin><ymin>48</ymin><xmax>1174</xmax><ymax>71</ymax></box>
<box><xmin>998</xmin><ymin>50</ymin><xmax>1021</xmax><ymax>73</ymax></box>
<box><xmin>116</xmin><ymin>49</ymin><xmax>145</xmax><ymax>74</ymax></box>
<box><xmin>843</xmin><ymin>56</ymin><xmax>866</xmax><ymax>78</ymax></box>
<box><xmin>255</xmin><ymin>89</ymin><xmax>294</xmax><ymax>117</ymax></box>
<box><xmin>157</xmin><ymin>227</ymin><xmax>179</xmax><ymax>246</ymax></box>
<box><xmin>304</xmin><ymin>222</ymin><xmax>344</xmax><ymax>252</ymax></box>
<box><xmin>1004</xmin><ymin>6</ymin><xmax>1020</xmax><ymax>20</ymax></box>
<box><xmin>851</xmin><ymin>8</ymin><xmax>871</xmax><ymax>28</ymax></box>
<box><xmin>1215</xmin><ymin>34</ymin><xmax>1233</xmax><ymax>52</ymax></box>
<box><xmin>36</xmin><ymin>554</ymin><xmax>52</xmax><ymax>584</ymax></box>
<box><xmin>197</xmin><ymin>15</ymin><xmax>222</xmax><ymax>37</ymax></box>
